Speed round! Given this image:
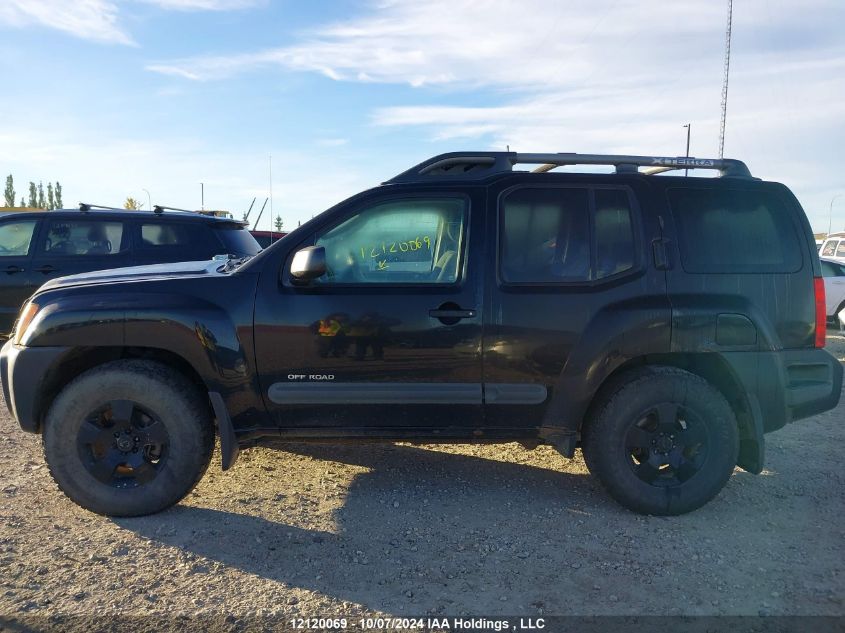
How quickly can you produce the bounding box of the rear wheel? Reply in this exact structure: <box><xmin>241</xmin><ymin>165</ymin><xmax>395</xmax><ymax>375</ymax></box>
<box><xmin>582</xmin><ymin>367</ymin><xmax>739</xmax><ymax>515</ymax></box>
<box><xmin>43</xmin><ymin>360</ymin><xmax>214</xmax><ymax>517</ymax></box>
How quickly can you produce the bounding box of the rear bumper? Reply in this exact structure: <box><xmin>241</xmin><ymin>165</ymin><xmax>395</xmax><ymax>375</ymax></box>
<box><xmin>724</xmin><ymin>348</ymin><xmax>843</xmax><ymax>433</ymax></box>
<box><xmin>0</xmin><ymin>340</ymin><xmax>70</xmax><ymax>433</ymax></box>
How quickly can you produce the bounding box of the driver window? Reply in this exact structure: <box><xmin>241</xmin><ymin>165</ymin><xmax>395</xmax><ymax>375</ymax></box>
<box><xmin>314</xmin><ymin>198</ymin><xmax>466</xmax><ymax>284</ymax></box>
<box><xmin>0</xmin><ymin>221</ymin><xmax>38</xmax><ymax>257</ymax></box>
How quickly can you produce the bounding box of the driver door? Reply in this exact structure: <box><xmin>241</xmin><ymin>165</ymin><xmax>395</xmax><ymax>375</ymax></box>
<box><xmin>253</xmin><ymin>189</ymin><xmax>485</xmax><ymax>432</ymax></box>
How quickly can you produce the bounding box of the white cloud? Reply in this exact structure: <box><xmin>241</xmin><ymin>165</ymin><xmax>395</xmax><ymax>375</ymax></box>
<box><xmin>135</xmin><ymin>0</ymin><xmax>264</xmax><ymax>11</ymax></box>
<box><xmin>0</xmin><ymin>0</ymin><xmax>134</xmax><ymax>45</ymax></box>
<box><xmin>0</xmin><ymin>127</ymin><xmax>375</xmax><ymax>230</ymax></box>
<box><xmin>145</xmin><ymin>0</ymin><xmax>845</xmax><ymax>228</ymax></box>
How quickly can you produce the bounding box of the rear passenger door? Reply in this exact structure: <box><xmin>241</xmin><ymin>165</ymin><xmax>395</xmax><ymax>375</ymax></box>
<box><xmin>31</xmin><ymin>217</ymin><xmax>131</xmax><ymax>283</ymax></box>
<box><xmin>483</xmin><ymin>176</ymin><xmax>668</xmax><ymax>430</ymax></box>
<box><xmin>131</xmin><ymin>221</ymin><xmax>218</xmax><ymax>265</ymax></box>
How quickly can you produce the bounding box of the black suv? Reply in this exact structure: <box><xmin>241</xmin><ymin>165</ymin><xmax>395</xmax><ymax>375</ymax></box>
<box><xmin>0</xmin><ymin>207</ymin><xmax>260</xmax><ymax>335</ymax></box>
<box><xmin>1</xmin><ymin>152</ymin><xmax>841</xmax><ymax>517</ymax></box>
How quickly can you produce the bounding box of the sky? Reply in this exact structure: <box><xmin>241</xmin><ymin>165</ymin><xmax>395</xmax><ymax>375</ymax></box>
<box><xmin>0</xmin><ymin>0</ymin><xmax>843</xmax><ymax>233</ymax></box>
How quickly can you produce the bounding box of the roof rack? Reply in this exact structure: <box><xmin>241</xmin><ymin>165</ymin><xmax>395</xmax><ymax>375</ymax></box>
<box><xmin>78</xmin><ymin>202</ymin><xmax>123</xmax><ymax>212</ymax></box>
<box><xmin>386</xmin><ymin>151</ymin><xmax>753</xmax><ymax>183</ymax></box>
<box><xmin>152</xmin><ymin>204</ymin><xmax>194</xmax><ymax>215</ymax></box>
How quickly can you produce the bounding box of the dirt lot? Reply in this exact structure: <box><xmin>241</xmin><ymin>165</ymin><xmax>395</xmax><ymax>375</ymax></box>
<box><xmin>1</xmin><ymin>335</ymin><xmax>844</xmax><ymax>629</ymax></box>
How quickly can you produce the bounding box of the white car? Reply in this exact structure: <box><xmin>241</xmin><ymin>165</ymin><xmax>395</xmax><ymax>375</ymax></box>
<box><xmin>821</xmin><ymin>258</ymin><xmax>845</xmax><ymax>325</ymax></box>
<box><xmin>819</xmin><ymin>233</ymin><xmax>845</xmax><ymax>263</ymax></box>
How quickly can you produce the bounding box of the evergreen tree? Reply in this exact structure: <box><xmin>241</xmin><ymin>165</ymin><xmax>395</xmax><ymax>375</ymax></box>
<box><xmin>37</xmin><ymin>182</ymin><xmax>46</xmax><ymax>209</ymax></box>
<box><xmin>274</xmin><ymin>214</ymin><xmax>283</xmax><ymax>231</ymax></box>
<box><xmin>4</xmin><ymin>175</ymin><xmax>14</xmax><ymax>207</ymax></box>
<box><xmin>47</xmin><ymin>183</ymin><xmax>55</xmax><ymax>210</ymax></box>
<box><xmin>19</xmin><ymin>197</ymin><xmax>25</xmax><ymax>207</ymax></box>
<box><xmin>28</xmin><ymin>182</ymin><xmax>37</xmax><ymax>207</ymax></box>
<box><xmin>55</xmin><ymin>182</ymin><xmax>63</xmax><ymax>208</ymax></box>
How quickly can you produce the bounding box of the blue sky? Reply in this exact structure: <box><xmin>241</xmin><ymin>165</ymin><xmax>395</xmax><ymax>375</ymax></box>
<box><xmin>1</xmin><ymin>0</ymin><xmax>843</xmax><ymax>233</ymax></box>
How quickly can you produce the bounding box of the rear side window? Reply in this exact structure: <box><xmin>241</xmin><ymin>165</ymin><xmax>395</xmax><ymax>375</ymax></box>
<box><xmin>0</xmin><ymin>220</ymin><xmax>38</xmax><ymax>257</ymax></box>
<box><xmin>668</xmin><ymin>188</ymin><xmax>802</xmax><ymax>273</ymax></box>
<box><xmin>837</xmin><ymin>242</ymin><xmax>845</xmax><ymax>258</ymax></box>
<box><xmin>141</xmin><ymin>223</ymin><xmax>195</xmax><ymax>247</ymax></box>
<box><xmin>214</xmin><ymin>225</ymin><xmax>261</xmax><ymax>256</ymax></box>
<box><xmin>500</xmin><ymin>187</ymin><xmax>635</xmax><ymax>283</ymax></box>
<box><xmin>821</xmin><ymin>240</ymin><xmax>838</xmax><ymax>257</ymax></box>
<box><xmin>41</xmin><ymin>220</ymin><xmax>125</xmax><ymax>256</ymax></box>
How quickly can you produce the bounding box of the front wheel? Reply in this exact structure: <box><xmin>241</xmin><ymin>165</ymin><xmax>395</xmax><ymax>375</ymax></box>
<box><xmin>43</xmin><ymin>360</ymin><xmax>214</xmax><ymax>517</ymax></box>
<box><xmin>582</xmin><ymin>367</ymin><xmax>739</xmax><ymax>515</ymax></box>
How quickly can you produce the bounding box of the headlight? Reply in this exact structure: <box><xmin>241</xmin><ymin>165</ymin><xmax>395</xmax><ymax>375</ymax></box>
<box><xmin>14</xmin><ymin>302</ymin><xmax>39</xmax><ymax>345</ymax></box>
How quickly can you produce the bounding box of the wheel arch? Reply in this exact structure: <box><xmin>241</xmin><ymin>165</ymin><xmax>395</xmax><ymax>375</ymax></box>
<box><xmin>582</xmin><ymin>353</ymin><xmax>763</xmax><ymax>473</ymax></box>
<box><xmin>35</xmin><ymin>346</ymin><xmax>211</xmax><ymax>434</ymax></box>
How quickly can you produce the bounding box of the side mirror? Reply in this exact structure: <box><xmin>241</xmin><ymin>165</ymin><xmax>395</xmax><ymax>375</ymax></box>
<box><xmin>289</xmin><ymin>245</ymin><xmax>326</xmax><ymax>284</ymax></box>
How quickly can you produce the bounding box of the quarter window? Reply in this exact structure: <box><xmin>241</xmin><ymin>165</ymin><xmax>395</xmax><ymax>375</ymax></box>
<box><xmin>668</xmin><ymin>188</ymin><xmax>801</xmax><ymax>273</ymax></box>
<box><xmin>314</xmin><ymin>198</ymin><xmax>466</xmax><ymax>284</ymax></box>
<box><xmin>837</xmin><ymin>242</ymin><xmax>845</xmax><ymax>258</ymax></box>
<box><xmin>821</xmin><ymin>240</ymin><xmax>838</xmax><ymax>257</ymax></box>
<box><xmin>500</xmin><ymin>187</ymin><xmax>635</xmax><ymax>283</ymax></box>
<box><xmin>42</xmin><ymin>221</ymin><xmax>125</xmax><ymax>256</ymax></box>
<box><xmin>0</xmin><ymin>221</ymin><xmax>37</xmax><ymax>257</ymax></box>
<box><xmin>140</xmin><ymin>223</ymin><xmax>196</xmax><ymax>247</ymax></box>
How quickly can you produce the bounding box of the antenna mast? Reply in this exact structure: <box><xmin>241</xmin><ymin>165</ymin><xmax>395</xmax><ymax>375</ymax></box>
<box><xmin>718</xmin><ymin>0</ymin><xmax>733</xmax><ymax>158</ymax></box>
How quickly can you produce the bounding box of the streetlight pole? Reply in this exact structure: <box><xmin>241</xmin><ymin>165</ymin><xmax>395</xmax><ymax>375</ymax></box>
<box><xmin>142</xmin><ymin>188</ymin><xmax>151</xmax><ymax>211</ymax></box>
<box><xmin>683</xmin><ymin>123</ymin><xmax>691</xmax><ymax>177</ymax></box>
<box><xmin>829</xmin><ymin>194</ymin><xmax>843</xmax><ymax>236</ymax></box>
<box><xmin>200</xmin><ymin>183</ymin><xmax>204</xmax><ymax>211</ymax></box>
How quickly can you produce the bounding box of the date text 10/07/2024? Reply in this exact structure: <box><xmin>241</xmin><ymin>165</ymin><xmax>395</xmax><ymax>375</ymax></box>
<box><xmin>290</xmin><ymin>617</ymin><xmax>547</xmax><ymax>631</ymax></box>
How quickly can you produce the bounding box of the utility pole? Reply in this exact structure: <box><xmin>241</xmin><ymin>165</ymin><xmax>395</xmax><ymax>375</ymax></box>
<box><xmin>830</xmin><ymin>194</ymin><xmax>843</xmax><ymax>236</ymax></box>
<box><xmin>200</xmin><ymin>182</ymin><xmax>204</xmax><ymax>211</ymax></box>
<box><xmin>268</xmin><ymin>154</ymin><xmax>274</xmax><ymax>238</ymax></box>
<box><xmin>718</xmin><ymin>0</ymin><xmax>733</xmax><ymax>158</ymax></box>
<box><xmin>683</xmin><ymin>123</ymin><xmax>691</xmax><ymax>177</ymax></box>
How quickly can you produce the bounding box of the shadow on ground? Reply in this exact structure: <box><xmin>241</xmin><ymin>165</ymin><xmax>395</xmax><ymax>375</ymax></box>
<box><xmin>115</xmin><ymin>443</ymin><xmax>613</xmax><ymax>613</ymax></box>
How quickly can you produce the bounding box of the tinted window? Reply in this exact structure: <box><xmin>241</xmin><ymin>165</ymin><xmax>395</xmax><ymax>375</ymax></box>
<box><xmin>500</xmin><ymin>187</ymin><xmax>635</xmax><ymax>283</ymax></box>
<box><xmin>314</xmin><ymin>198</ymin><xmax>466</xmax><ymax>284</ymax></box>
<box><xmin>214</xmin><ymin>226</ymin><xmax>261</xmax><ymax>255</ymax></box>
<box><xmin>821</xmin><ymin>261</ymin><xmax>845</xmax><ymax>277</ymax></box>
<box><xmin>41</xmin><ymin>220</ymin><xmax>125</xmax><ymax>256</ymax></box>
<box><xmin>0</xmin><ymin>220</ymin><xmax>37</xmax><ymax>257</ymax></box>
<box><xmin>594</xmin><ymin>189</ymin><xmax>635</xmax><ymax>279</ymax></box>
<box><xmin>668</xmin><ymin>188</ymin><xmax>802</xmax><ymax>273</ymax></box>
<box><xmin>821</xmin><ymin>240</ymin><xmax>838</xmax><ymax>257</ymax></box>
<box><xmin>141</xmin><ymin>223</ymin><xmax>195</xmax><ymax>247</ymax></box>
<box><xmin>501</xmin><ymin>188</ymin><xmax>590</xmax><ymax>283</ymax></box>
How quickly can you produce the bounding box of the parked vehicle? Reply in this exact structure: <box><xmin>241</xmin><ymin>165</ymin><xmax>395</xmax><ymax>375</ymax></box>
<box><xmin>819</xmin><ymin>232</ymin><xmax>845</xmax><ymax>263</ymax></box>
<box><xmin>820</xmin><ymin>257</ymin><xmax>845</xmax><ymax>321</ymax></box>
<box><xmin>1</xmin><ymin>151</ymin><xmax>840</xmax><ymax>517</ymax></box>
<box><xmin>250</xmin><ymin>230</ymin><xmax>288</xmax><ymax>249</ymax></box>
<box><xmin>0</xmin><ymin>207</ymin><xmax>259</xmax><ymax>336</ymax></box>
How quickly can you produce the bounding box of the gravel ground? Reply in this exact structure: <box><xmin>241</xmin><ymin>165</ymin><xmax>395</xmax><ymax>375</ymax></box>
<box><xmin>1</xmin><ymin>336</ymin><xmax>844</xmax><ymax>630</ymax></box>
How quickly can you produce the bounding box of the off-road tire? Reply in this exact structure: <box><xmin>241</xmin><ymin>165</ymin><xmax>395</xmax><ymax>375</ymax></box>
<box><xmin>43</xmin><ymin>360</ymin><xmax>214</xmax><ymax>517</ymax></box>
<box><xmin>582</xmin><ymin>366</ymin><xmax>739</xmax><ymax>516</ymax></box>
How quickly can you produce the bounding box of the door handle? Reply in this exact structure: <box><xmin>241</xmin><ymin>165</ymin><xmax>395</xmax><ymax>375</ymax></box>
<box><xmin>429</xmin><ymin>302</ymin><xmax>476</xmax><ymax>325</ymax></box>
<box><xmin>34</xmin><ymin>265</ymin><xmax>57</xmax><ymax>274</ymax></box>
<box><xmin>2</xmin><ymin>266</ymin><xmax>24</xmax><ymax>274</ymax></box>
<box><xmin>429</xmin><ymin>308</ymin><xmax>476</xmax><ymax>319</ymax></box>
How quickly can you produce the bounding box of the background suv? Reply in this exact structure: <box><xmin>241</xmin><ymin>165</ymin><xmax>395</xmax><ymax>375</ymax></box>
<box><xmin>0</xmin><ymin>208</ymin><xmax>259</xmax><ymax>335</ymax></box>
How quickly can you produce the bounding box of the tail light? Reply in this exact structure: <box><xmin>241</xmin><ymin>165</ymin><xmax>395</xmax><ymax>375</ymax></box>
<box><xmin>814</xmin><ymin>277</ymin><xmax>826</xmax><ymax>348</ymax></box>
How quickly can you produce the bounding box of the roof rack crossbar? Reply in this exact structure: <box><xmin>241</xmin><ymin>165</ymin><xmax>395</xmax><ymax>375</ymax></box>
<box><xmin>152</xmin><ymin>204</ymin><xmax>195</xmax><ymax>215</ymax></box>
<box><xmin>386</xmin><ymin>151</ymin><xmax>752</xmax><ymax>182</ymax></box>
<box><xmin>78</xmin><ymin>202</ymin><xmax>123</xmax><ymax>212</ymax></box>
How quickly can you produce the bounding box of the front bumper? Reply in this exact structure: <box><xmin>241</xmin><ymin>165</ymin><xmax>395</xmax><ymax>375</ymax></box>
<box><xmin>1</xmin><ymin>340</ymin><xmax>70</xmax><ymax>433</ymax></box>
